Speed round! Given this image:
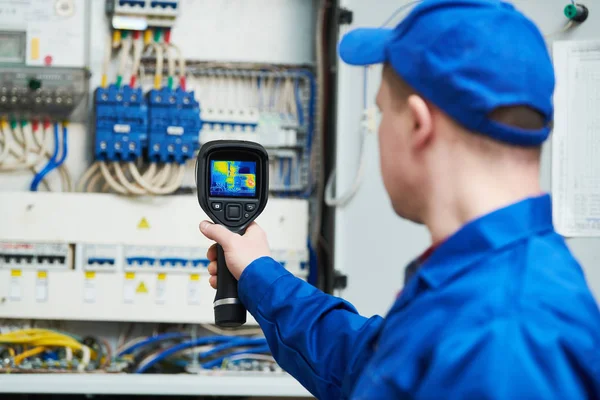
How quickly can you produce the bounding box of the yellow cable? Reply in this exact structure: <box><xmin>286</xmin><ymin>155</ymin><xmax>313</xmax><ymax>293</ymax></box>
<box><xmin>144</xmin><ymin>29</ymin><xmax>152</xmax><ymax>45</ymax></box>
<box><xmin>0</xmin><ymin>331</ymin><xmax>75</xmax><ymax>342</ymax></box>
<box><xmin>14</xmin><ymin>346</ymin><xmax>46</xmax><ymax>365</ymax></box>
<box><xmin>113</xmin><ymin>30</ymin><xmax>122</xmax><ymax>46</ymax></box>
<box><xmin>101</xmin><ymin>74</ymin><xmax>108</xmax><ymax>88</ymax></box>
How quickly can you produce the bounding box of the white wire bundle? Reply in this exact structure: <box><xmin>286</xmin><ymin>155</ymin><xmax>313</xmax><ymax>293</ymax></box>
<box><xmin>0</xmin><ymin>121</ymin><xmax>72</xmax><ymax>191</ymax></box>
<box><xmin>76</xmin><ymin>161</ymin><xmax>185</xmax><ymax>196</ymax></box>
<box><xmin>77</xmin><ymin>32</ymin><xmax>190</xmax><ymax>196</ymax></box>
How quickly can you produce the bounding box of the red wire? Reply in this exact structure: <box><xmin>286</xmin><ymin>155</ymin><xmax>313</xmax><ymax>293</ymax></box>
<box><xmin>164</xmin><ymin>29</ymin><xmax>171</xmax><ymax>44</ymax></box>
<box><xmin>130</xmin><ymin>76</ymin><xmax>137</xmax><ymax>88</ymax></box>
<box><xmin>133</xmin><ymin>30</ymin><xmax>141</xmax><ymax>40</ymax></box>
<box><xmin>179</xmin><ymin>76</ymin><xmax>186</xmax><ymax>91</ymax></box>
<box><xmin>42</xmin><ymin>119</ymin><xmax>51</xmax><ymax>130</ymax></box>
<box><xmin>32</xmin><ymin>120</ymin><xmax>39</xmax><ymax>132</ymax></box>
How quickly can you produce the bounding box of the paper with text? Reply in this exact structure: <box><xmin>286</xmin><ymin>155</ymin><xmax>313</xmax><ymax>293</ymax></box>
<box><xmin>553</xmin><ymin>40</ymin><xmax>600</xmax><ymax>237</ymax></box>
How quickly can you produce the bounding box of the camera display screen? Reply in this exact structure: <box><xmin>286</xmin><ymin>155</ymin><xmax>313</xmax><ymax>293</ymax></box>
<box><xmin>209</xmin><ymin>160</ymin><xmax>257</xmax><ymax>198</ymax></box>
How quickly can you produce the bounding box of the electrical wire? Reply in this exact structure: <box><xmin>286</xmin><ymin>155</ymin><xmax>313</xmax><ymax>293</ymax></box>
<box><xmin>202</xmin><ymin>346</ymin><xmax>271</xmax><ymax>369</ymax></box>
<box><xmin>135</xmin><ymin>336</ymin><xmax>237</xmax><ymax>373</ymax></box>
<box><xmin>77</xmin><ymin>162</ymin><xmax>100</xmax><ymax>192</ymax></box>
<box><xmin>118</xmin><ymin>332</ymin><xmax>190</xmax><ymax>357</ymax></box>
<box><xmin>113</xmin><ymin>162</ymin><xmax>147</xmax><ymax>195</ymax></box>
<box><xmin>117</xmin><ymin>37</ymin><xmax>132</xmax><ymax>87</ymax></box>
<box><xmin>0</xmin><ymin>122</ymin><xmax>47</xmax><ymax>171</ymax></box>
<box><xmin>0</xmin><ymin>328</ymin><xmax>93</xmax><ymax>370</ymax></box>
<box><xmin>0</xmin><ymin>120</ymin><xmax>11</xmax><ymax>164</ymax></box>
<box><xmin>30</xmin><ymin>123</ymin><xmax>61</xmax><ymax>191</ymax></box>
<box><xmin>13</xmin><ymin>346</ymin><xmax>46</xmax><ymax>365</ymax></box>
<box><xmin>380</xmin><ymin>1</ymin><xmax>423</xmax><ymax>27</ymax></box>
<box><xmin>324</xmin><ymin>67</ymin><xmax>371</xmax><ymax>207</ymax></box>
<box><xmin>101</xmin><ymin>32</ymin><xmax>113</xmax><ymax>88</ymax></box>
<box><xmin>545</xmin><ymin>20</ymin><xmax>575</xmax><ymax>39</ymax></box>
<box><xmin>99</xmin><ymin>161</ymin><xmax>129</xmax><ymax>194</ymax></box>
<box><xmin>127</xmin><ymin>162</ymin><xmax>185</xmax><ymax>195</ymax></box>
<box><xmin>200</xmin><ymin>324</ymin><xmax>264</xmax><ymax>337</ymax></box>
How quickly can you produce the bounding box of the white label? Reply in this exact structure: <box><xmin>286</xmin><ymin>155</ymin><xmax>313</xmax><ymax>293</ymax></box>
<box><xmin>35</xmin><ymin>272</ymin><xmax>48</xmax><ymax>302</ymax></box>
<box><xmin>124</xmin><ymin>277</ymin><xmax>135</xmax><ymax>304</ymax></box>
<box><xmin>9</xmin><ymin>270</ymin><xmax>21</xmax><ymax>301</ymax></box>
<box><xmin>114</xmin><ymin>124</ymin><xmax>131</xmax><ymax>134</ymax></box>
<box><xmin>83</xmin><ymin>272</ymin><xmax>96</xmax><ymax>303</ymax></box>
<box><xmin>156</xmin><ymin>274</ymin><xmax>167</xmax><ymax>305</ymax></box>
<box><xmin>167</xmin><ymin>126</ymin><xmax>184</xmax><ymax>136</ymax></box>
<box><xmin>187</xmin><ymin>275</ymin><xmax>201</xmax><ymax>305</ymax></box>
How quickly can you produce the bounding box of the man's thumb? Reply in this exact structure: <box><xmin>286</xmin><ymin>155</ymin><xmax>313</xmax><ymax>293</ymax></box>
<box><xmin>200</xmin><ymin>221</ymin><xmax>234</xmax><ymax>248</ymax></box>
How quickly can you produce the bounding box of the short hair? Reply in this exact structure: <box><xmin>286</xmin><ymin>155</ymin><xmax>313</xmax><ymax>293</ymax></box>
<box><xmin>382</xmin><ymin>64</ymin><xmax>546</xmax><ymax>144</ymax></box>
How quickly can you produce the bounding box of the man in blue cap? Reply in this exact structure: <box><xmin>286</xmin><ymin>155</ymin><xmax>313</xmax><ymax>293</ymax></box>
<box><xmin>200</xmin><ymin>0</ymin><xmax>600</xmax><ymax>398</ymax></box>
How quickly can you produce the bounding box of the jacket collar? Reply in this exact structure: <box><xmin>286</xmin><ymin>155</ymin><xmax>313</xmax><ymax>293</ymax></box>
<box><xmin>395</xmin><ymin>194</ymin><xmax>555</xmax><ymax>309</ymax></box>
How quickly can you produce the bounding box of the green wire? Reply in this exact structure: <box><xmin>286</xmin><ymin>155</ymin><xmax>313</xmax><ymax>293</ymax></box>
<box><xmin>122</xmin><ymin>30</ymin><xmax>129</xmax><ymax>39</ymax></box>
<box><xmin>154</xmin><ymin>28</ymin><xmax>161</xmax><ymax>42</ymax></box>
<box><xmin>168</xmin><ymin>76</ymin><xmax>174</xmax><ymax>90</ymax></box>
<box><xmin>116</xmin><ymin>75</ymin><xmax>123</xmax><ymax>88</ymax></box>
<box><xmin>10</xmin><ymin>119</ymin><xmax>17</xmax><ymax>129</ymax></box>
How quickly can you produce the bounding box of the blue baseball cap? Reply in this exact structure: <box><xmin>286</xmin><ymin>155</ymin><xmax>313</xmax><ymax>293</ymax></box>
<box><xmin>338</xmin><ymin>0</ymin><xmax>555</xmax><ymax>146</ymax></box>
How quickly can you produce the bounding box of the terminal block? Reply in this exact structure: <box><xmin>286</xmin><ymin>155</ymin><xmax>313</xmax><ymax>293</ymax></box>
<box><xmin>199</xmin><ymin>109</ymin><xmax>260</xmax><ymax>143</ymax></box>
<box><xmin>147</xmin><ymin>87</ymin><xmax>201</xmax><ymax>164</ymax></box>
<box><xmin>0</xmin><ymin>67</ymin><xmax>88</xmax><ymax>121</ymax></box>
<box><xmin>106</xmin><ymin>0</ymin><xmax>180</xmax><ymax>30</ymax></box>
<box><xmin>94</xmin><ymin>84</ymin><xmax>148</xmax><ymax>162</ymax></box>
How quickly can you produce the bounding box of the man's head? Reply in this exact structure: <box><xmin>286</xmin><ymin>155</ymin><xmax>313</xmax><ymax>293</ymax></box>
<box><xmin>339</xmin><ymin>0</ymin><xmax>554</xmax><ymax>225</ymax></box>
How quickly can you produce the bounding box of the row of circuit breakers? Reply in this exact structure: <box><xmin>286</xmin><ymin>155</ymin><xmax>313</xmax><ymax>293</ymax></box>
<box><xmin>0</xmin><ymin>72</ymin><xmax>202</xmax><ymax>165</ymax></box>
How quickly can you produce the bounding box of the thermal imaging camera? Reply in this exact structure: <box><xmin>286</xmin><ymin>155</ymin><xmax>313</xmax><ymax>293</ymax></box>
<box><xmin>196</xmin><ymin>140</ymin><xmax>269</xmax><ymax>327</ymax></box>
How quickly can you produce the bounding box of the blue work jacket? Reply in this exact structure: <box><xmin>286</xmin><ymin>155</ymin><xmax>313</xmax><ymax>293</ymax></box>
<box><xmin>238</xmin><ymin>195</ymin><xmax>600</xmax><ymax>399</ymax></box>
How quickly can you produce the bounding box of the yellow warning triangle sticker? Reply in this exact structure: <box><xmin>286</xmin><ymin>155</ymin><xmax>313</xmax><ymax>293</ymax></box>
<box><xmin>137</xmin><ymin>217</ymin><xmax>150</xmax><ymax>229</ymax></box>
<box><xmin>136</xmin><ymin>281</ymin><xmax>148</xmax><ymax>294</ymax></box>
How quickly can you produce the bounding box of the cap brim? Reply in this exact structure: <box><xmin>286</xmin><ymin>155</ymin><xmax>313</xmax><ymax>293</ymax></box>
<box><xmin>338</xmin><ymin>28</ymin><xmax>393</xmax><ymax>66</ymax></box>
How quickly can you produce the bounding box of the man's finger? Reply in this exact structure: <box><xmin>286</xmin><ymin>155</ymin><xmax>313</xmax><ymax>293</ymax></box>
<box><xmin>199</xmin><ymin>221</ymin><xmax>236</xmax><ymax>249</ymax></box>
<box><xmin>207</xmin><ymin>261</ymin><xmax>217</xmax><ymax>276</ymax></box>
<box><xmin>206</xmin><ymin>244</ymin><xmax>218</xmax><ymax>262</ymax></box>
<box><xmin>209</xmin><ymin>275</ymin><xmax>217</xmax><ymax>289</ymax></box>
<box><xmin>245</xmin><ymin>221</ymin><xmax>261</xmax><ymax>234</ymax></box>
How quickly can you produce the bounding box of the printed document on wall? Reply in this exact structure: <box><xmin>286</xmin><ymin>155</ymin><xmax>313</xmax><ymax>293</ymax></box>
<box><xmin>553</xmin><ymin>40</ymin><xmax>600</xmax><ymax>237</ymax></box>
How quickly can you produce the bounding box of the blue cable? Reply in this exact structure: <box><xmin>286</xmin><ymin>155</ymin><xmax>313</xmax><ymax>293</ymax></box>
<box><xmin>54</xmin><ymin>123</ymin><xmax>68</xmax><ymax>170</ymax></box>
<box><xmin>30</xmin><ymin>123</ymin><xmax>62</xmax><ymax>191</ymax></box>
<box><xmin>201</xmin><ymin>345</ymin><xmax>271</xmax><ymax>369</ymax></box>
<box><xmin>134</xmin><ymin>336</ymin><xmax>265</xmax><ymax>373</ymax></box>
<box><xmin>196</xmin><ymin>337</ymin><xmax>267</xmax><ymax>361</ymax></box>
<box><xmin>117</xmin><ymin>332</ymin><xmax>190</xmax><ymax>357</ymax></box>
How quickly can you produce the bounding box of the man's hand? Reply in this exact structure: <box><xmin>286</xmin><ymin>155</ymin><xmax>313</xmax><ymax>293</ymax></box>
<box><xmin>199</xmin><ymin>221</ymin><xmax>271</xmax><ymax>289</ymax></box>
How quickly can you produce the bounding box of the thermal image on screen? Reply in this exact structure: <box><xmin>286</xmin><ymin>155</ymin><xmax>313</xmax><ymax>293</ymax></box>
<box><xmin>210</xmin><ymin>161</ymin><xmax>257</xmax><ymax>197</ymax></box>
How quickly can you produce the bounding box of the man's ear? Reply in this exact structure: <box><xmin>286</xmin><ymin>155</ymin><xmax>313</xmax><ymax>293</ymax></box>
<box><xmin>407</xmin><ymin>94</ymin><xmax>433</xmax><ymax>149</ymax></box>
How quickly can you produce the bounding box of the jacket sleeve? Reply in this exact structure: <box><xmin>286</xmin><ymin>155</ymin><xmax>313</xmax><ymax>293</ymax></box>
<box><xmin>238</xmin><ymin>256</ymin><xmax>384</xmax><ymax>400</ymax></box>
